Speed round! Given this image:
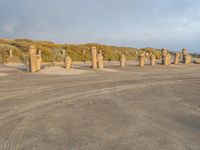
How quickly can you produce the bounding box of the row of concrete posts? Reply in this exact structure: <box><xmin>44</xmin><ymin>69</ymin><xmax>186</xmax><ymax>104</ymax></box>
<box><xmin>26</xmin><ymin>46</ymin><xmax>193</xmax><ymax>72</ymax></box>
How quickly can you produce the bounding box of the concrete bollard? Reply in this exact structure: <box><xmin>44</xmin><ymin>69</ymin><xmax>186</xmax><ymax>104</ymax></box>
<box><xmin>161</xmin><ymin>48</ymin><xmax>168</xmax><ymax>65</ymax></box>
<box><xmin>139</xmin><ymin>52</ymin><xmax>145</xmax><ymax>67</ymax></box>
<box><xmin>9</xmin><ymin>50</ymin><xmax>13</xmax><ymax>59</ymax></box>
<box><xmin>36</xmin><ymin>50</ymin><xmax>42</xmax><ymax>71</ymax></box>
<box><xmin>174</xmin><ymin>52</ymin><xmax>180</xmax><ymax>65</ymax></box>
<box><xmin>120</xmin><ymin>54</ymin><xmax>126</xmax><ymax>67</ymax></box>
<box><xmin>188</xmin><ymin>55</ymin><xmax>192</xmax><ymax>64</ymax></box>
<box><xmin>36</xmin><ymin>56</ymin><xmax>42</xmax><ymax>71</ymax></box>
<box><xmin>38</xmin><ymin>50</ymin><xmax>42</xmax><ymax>57</ymax></box>
<box><xmin>62</xmin><ymin>50</ymin><xmax>66</xmax><ymax>60</ymax></box>
<box><xmin>167</xmin><ymin>54</ymin><xmax>171</xmax><ymax>65</ymax></box>
<box><xmin>82</xmin><ymin>50</ymin><xmax>86</xmax><ymax>55</ymax></box>
<box><xmin>150</xmin><ymin>55</ymin><xmax>156</xmax><ymax>66</ymax></box>
<box><xmin>163</xmin><ymin>55</ymin><xmax>168</xmax><ymax>66</ymax></box>
<box><xmin>29</xmin><ymin>46</ymin><xmax>37</xmax><ymax>72</ymax></box>
<box><xmin>91</xmin><ymin>47</ymin><xmax>97</xmax><ymax>69</ymax></box>
<box><xmin>97</xmin><ymin>53</ymin><xmax>104</xmax><ymax>69</ymax></box>
<box><xmin>184</xmin><ymin>54</ymin><xmax>191</xmax><ymax>64</ymax></box>
<box><xmin>28</xmin><ymin>46</ymin><xmax>42</xmax><ymax>72</ymax></box>
<box><xmin>182</xmin><ymin>48</ymin><xmax>188</xmax><ymax>63</ymax></box>
<box><xmin>65</xmin><ymin>56</ymin><xmax>72</xmax><ymax>70</ymax></box>
<box><xmin>26</xmin><ymin>59</ymin><xmax>30</xmax><ymax>72</ymax></box>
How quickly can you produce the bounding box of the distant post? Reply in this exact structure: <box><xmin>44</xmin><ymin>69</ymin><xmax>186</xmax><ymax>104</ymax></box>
<box><xmin>9</xmin><ymin>50</ymin><xmax>13</xmax><ymax>59</ymax></box>
<box><xmin>120</xmin><ymin>54</ymin><xmax>126</xmax><ymax>67</ymax></box>
<box><xmin>167</xmin><ymin>54</ymin><xmax>171</xmax><ymax>65</ymax></box>
<box><xmin>65</xmin><ymin>56</ymin><xmax>72</xmax><ymax>70</ymax></box>
<box><xmin>97</xmin><ymin>53</ymin><xmax>104</xmax><ymax>69</ymax></box>
<box><xmin>62</xmin><ymin>50</ymin><xmax>66</xmax><ymax>60</ymax></box>
<box><xmin>139</xmin><ymin>52</ymin><xmax>145</xmax><ymax>67</ymax></box>
<box><xmin>174</xmin><ymin>52</ymin><xmax>180</xmax><ymax>65</ymax></box>
<box><xmin>29</xmin><ymin>46</ymin><xmax>37</xmax><ymax>72</ymax></box>
<box><xmin>91</xmin><ymin>46</ymin><xmax>97</xmax><ymax>69</ymax></box>
<box><xmin>150</xmin><ymin>55</ymin><xmax>156</xmax><ymax>66</ymax></box>
<box><xmin>161</xmin><ymin>48</ymin><xmax>167</xmax><ymax>65</ymax></box>
<box><xmin>28</xmin><ymin>46</ymin><xmax>42</xmax><ymax>72</ymax></box>
<box><xmin>36</xmin><ymin>50</ymin><xmax>42</xmax><ymax>71</ymax></box>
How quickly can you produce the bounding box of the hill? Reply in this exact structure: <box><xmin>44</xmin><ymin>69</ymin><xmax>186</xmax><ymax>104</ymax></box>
<box><xmin>0</xmin><ymin>38</ymin><xmax>161</xmax><ymax>64</ymax></box>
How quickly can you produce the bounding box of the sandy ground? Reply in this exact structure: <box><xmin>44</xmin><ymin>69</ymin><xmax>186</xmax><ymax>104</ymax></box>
<box><xmin>0</xmin><ymin>63</ymin><xmax>200</xmax><ymax>150</ymax></box>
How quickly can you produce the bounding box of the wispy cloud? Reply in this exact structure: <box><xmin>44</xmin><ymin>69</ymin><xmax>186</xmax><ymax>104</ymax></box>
<box><xmin>0</xmin><ymin>0</ymin><xmax>200</xmax><ymax>51</ymax></box>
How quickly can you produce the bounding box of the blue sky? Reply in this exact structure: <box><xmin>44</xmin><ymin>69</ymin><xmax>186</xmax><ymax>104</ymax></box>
<box><xmin>0</xmin><ymin>0</ymin><xmax>200</xmax><ymax>52</ymax></box>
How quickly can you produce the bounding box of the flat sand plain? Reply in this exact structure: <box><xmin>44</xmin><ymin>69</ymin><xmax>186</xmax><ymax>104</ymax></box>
<box><xmin>0</xmin><ymin>63</ymin><xmax>200</xmax><ymax>150</ymax></box>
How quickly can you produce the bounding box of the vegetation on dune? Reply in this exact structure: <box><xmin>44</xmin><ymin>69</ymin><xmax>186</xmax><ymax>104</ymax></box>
<box><xmin>0</xmin><ymin>44</ymin><xmax>22</xmax><ymax>63</ymax></box>
<box><xmin>0</xmin><ymin>38</ymin><xmax>163</xmax><ymax>64</ymax></box>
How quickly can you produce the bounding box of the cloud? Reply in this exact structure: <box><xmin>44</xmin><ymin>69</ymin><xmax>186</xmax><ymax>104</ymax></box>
<box><xmin>0</xmin><ymin>0</ymin><xmax>200</xmax><ymax>51</ymax></box>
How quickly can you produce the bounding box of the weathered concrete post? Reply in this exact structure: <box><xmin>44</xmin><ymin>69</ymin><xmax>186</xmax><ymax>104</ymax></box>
<box><xmin>38</xmin><ymin>50</ymin><xmax>42</xmax><ymax>57</ymax></box>
<box><xmin>164</xmin><ymin>54</ymin><xmax>170</xmax><ymax>66</ymax></box>
<box><xmin>97</xmin><ymin>53</ymin><xmax>104</xmax><ymax>69</ymax></box>
<box><xmin>120</xmin><ymin>54</ymin><xmax>126</xmax><ymax>67</ymax></box>
<box><xmin>26</xmin><ymin>59</ymin><xmax>30</xmax><ymax>72</ymax></box>
<box><xmin>139</xmin><ymin>52</ymin><xmax>145</xmax><ymax>67</ymax></box>
<box><xmin>188</xmin><ymin>55</ymin><xmax>192</xmax><ymax>64</ymax></box>
<box><xmin>9</xmin><ymin>50</ymin><xmax>13</xmax><ymax>59</ymax></box>
<box><xmin>150</xmin><ymin>55</ymin><xmax>156</xmax><ymax>66</ymax></box>
<box><xmin>29</xmin><ymin>46</ymin><xmax>37</xmax><ymax>72</ymax></box>
<box><xmin>82</xmin><ymin>50</ymin><xmax>86</xmax><ymax>55</ymax></box>
<box><xmin>91</xmin><ymin>46</ymin><xmax>97</xmax><ymax>69</ymax></box>
<box><xmin>35</xmin><ymin>49</ymin><xmax>42</xmax><ymax>71</ymax></box>
<box><xmin>167</xmin><ymin>54</ymin><xmax>171</xmax><ymax>65</ymax></box>
<box><xmin>36</xmin><ymin>51</ymin><xmax>42</xmax><ymax>71</ymax></box>
<box><xmin>62</xmin><ymin>50</ymin><xmax>66</xmax><ymax>60</ymax></box>
<box><xmin>184</xmin><ymin>54</ymin><xmax>191</xmax><ymax>64</ymax></box>
<box><xmin>161</xmin><ymin>48</ymin><xmax>167</xmax><ymax>65</ymax></box>
<box><xmin>182</xmin><ymin>48</ymin><xmax>188</xmax><ymax>63</ymax></box>
<box><xmin>65</xmin><ymin>56</ymin><xmax>72</xmax><ymax>70</ymax></box>
<box><xmin>174</xmin><ymin>52</ymin><xmax>180</xmax><ymax>65</ymax></box>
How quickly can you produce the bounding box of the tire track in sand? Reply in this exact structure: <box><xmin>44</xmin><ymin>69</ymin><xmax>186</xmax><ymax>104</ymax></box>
<box><xmin>4</xmin><ymin>84</ymin><xmax>136</xmax><ymax>150</ymax></box>
<box><xmin>4</xmin><ymin>80</ymin><xmax>178</xmax><ymax>150</ymax></box>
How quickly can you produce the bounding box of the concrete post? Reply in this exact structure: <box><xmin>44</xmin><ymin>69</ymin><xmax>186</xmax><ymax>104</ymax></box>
<box><xmin>29</xmin><ymin>46</ymin><xmax>37</xmax><ymax>72</ymax></box>
<box><xmin>9</xmin><ymin>50</ymin><xmax>13</xmax><ymax>59</ymax></box>
<box><xmin>65</xmin><ymin>56</ymin><xmax>72</xmax><ymax>70</ymax></box>
<box><xmin>167</xmin><ymin>54</ymin><xmax>171</xmax><ymax>65</ymax></box>
<box><xmin>188</xmin><ymin>55</ymin><xmax>192</xmax><ymax>64</ymax></box>
<box><xmin>38</xmin><ymin>50</ymin><xmax>42</xmax><ymax>57</ymax></box>
<box><xmin>161</xmin><ymin>48</ymin><xmax>167</xmax><ymax>65</ymax></box>
<box><xmin>82</xmin><ymin>50</ymin><xmax>86</xmax><ymax>55</ymax></box>
<box><xmin>182</xmin><ymin>48</ymin><xmax>188</xmax><ymax>63</ymax></box>
<box><xmin>120</xmin><ymin>54</ymin><xmax>126</xmax><ymax>67</ymax></box>
<box><xmin>26</xmin><ymin>59</ymin><xmax>30</xmax><ymax>72</ymax></box>
<box><xmin>150</xmin><ymin>55</ymin><xmax>156</xmax><ymax>66</ymax></box>
<box><xmin>184</xmin><ymin>54</ymin><xmax>191</xmax><ymax>64</ymax></box>
<box><xmin>36</xmin><ymin>56</ymin><xmax>42</xmax><ymax>71</ymax></box>
<box><xmin>174</xmin><ymin>52</ymin><xmax>180</xmax><ymax>65</ymax></box>
<box><xmin>163</xmin><ymin>56</ymin><xmax>167</xmax><ymax>65</ymax></box>
<box><xmin>97</xmin><ymin>53</ymin><xmax>104</xmax><ymax>69</ymax></box>
<box><xmin>62</xmin><ymin>50</ymin><xmax>66</xmax><ymax>60</ymax></box>
<box><xmin>91</xmin><ymin>46</ymin><xmax>97</xmax><ymax>69</ymax></box>
<box><xmin>139</xmin><ymin>52</ymin><xmax>145</xmax><ymax>67</ymax></box>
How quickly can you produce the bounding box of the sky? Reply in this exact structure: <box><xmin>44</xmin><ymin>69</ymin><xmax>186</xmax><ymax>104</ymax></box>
<box><xmin>0</xmin><ymin>0</ymin><xmax>200</xmax><ymax>52</ymax></box>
